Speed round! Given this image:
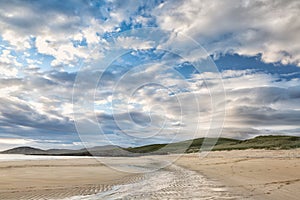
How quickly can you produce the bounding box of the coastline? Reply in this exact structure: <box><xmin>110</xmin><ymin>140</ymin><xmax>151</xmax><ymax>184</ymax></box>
<box><xmin>0</xmin><ymin>149</ymin><xmax>299</xmax><ymax>199</ymax></box>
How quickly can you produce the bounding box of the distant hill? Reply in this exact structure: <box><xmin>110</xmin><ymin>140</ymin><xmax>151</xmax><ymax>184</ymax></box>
<box><xmin>1</xmin><ymin>146</ymin><xmax>46</xmax><ymax>155</ymax></box>
<box><xmin>0</xmin><ymin>145</ymin><xmax>134</xmax><ymax>157</ymax></box>
<box><xmin>210</xmin><ymin>135</ymin><xmax>300</xmax><ymax>151</ymax></box>
<box><xmin>127</xmin><ymin>135</ymin><xmax>300</xmax><ymax>154</ymax></box>
<box><xmin>1</xmin><ymin>135</ymin><xmax>300</xmax><ymax>156</ymax></box>
<box><xmin>126</xmin><ymin>138</ymin><xmax>239</xmax><ymax>154</ymax></box>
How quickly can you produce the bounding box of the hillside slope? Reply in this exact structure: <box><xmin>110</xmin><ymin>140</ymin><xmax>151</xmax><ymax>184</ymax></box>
<box><xmin>1</xmin><ymin>135</ymin><xmax>299</xmax><ymax>156</ymax></box>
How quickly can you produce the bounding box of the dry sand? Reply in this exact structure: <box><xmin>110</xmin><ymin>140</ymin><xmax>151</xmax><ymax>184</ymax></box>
<box><xmin>173</xmin><ymin>149</ymin><xmax>300</xmax><ymax>200</ymax></box>
<box><xmin>0</xmin><ymin>149</ymin><xmax>299</xmax><ymax>199</ymax></box>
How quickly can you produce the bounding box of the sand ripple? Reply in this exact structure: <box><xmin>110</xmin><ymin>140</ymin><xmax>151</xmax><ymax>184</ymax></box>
<box><xmin>65</xmin><ymin>165</ymin><xmax>241</xmax><ymax>200</ymax></box>
<box><xmin>0</xmin><ymin>174</ymin><xmax>144</xmax><ymax>200</ymax></box>
<box><xmin>0</xmin><ymin>163</ymin><xmax>240</xmax><ymax>200</ymax></box>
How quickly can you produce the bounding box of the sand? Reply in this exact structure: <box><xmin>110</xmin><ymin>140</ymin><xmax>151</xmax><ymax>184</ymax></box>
<box><xmin>173</xmin><ymin>149</ymin><xmax>300</xmax><ymax>200</ymax></box>
<box><xmin>0</xmin><ymin>149</ymin><xmax>299</xmax><ymax>199</ymax></box>
<box><xmin>0</xmin><ymin>158</ymin><xmax>142</xmax><ymax>199</ymax></box>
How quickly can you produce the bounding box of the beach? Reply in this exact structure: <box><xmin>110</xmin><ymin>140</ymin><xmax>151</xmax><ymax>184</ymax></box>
<box><xmin>0</xmin><ymin>149</ymin><xmax>299</xmax><ymax>199</ymax></box>
<box><xmin>0</xmin><ymin>158</ymin><xmax>140</xmax><ymax>199</ymax></box>
<box><xmin>174</xmin><ymin>149</ymin><xmax>300</xmax><ymax>199</ymax></box>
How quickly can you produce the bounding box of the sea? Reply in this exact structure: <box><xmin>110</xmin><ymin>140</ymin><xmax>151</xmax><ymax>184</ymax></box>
<box><xmin>0</xmin><ymin>154</ymin><xmax>92</xmax><ymax>161</ymax></box>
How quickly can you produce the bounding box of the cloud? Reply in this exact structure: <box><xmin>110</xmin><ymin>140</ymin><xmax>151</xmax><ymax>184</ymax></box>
<box><xmin>230</xmin><ymin>106</ymin><xmax>300</xmax><ymax>127</ymax></box>
<box><xmin>1</xmin><ymin>58</ymin><xmax>300</xmax><ymax>148</ymax></box>
<box><xmin>0</xmin><ymin>1</ymin><xmax>299</xmax><ymax>149</ymax></box>
<box><xmin>0</xmin><ymin>49</ymin><xmax>22</xmax><ymax>77</ymax></box>
<box><xmin>89</xmin><ymin>61</ymin><xmax>300</xmax><ymax>144</ymax></box>
<box><xmin>2</xmin><ymin>0</ymin><xmax>300</xmax><ymax>67</ymax></box>
<box><xmin>0</xmin><ymin>1</ymin><xmax>118</xmax><ymax>66</ymax></box>
<box><xmin>0</xmin><ymin>138</ymin><xmax>33</xmax><ymax>145</ymax></box>
<box><xmin>116</xmin><ymin>36</ymin><xmax>155</xmax><ymax>50</ymax></box>
<box><xmin>153</xmin><ymin>0</ymin><xmax>300</xmax><ymax>66</ymax></box>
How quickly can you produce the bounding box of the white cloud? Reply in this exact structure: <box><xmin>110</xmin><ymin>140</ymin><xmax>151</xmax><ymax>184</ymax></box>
<box><xmin>69</xmin><ymin>52</ymin><xmax>296</xmax><ymax>144</ymax></box>
<box><xmin>0</xmin><ymin>1</ymin><xmax>299</xmax><ymax>149</ymax></box>
<box><xmin>153</xmin><ymin>0</ymin><xmax>300</xmax><ymax>66</ymax></box>
<box><xmin>0</xmin><ymin>138</ymin><xmax>33</xmax><ymax>145</ymax></box>
<box><xmin>0</xmin><ymin>49</ymin><xmax>21</xmax><ymax>77</ymax></box>
<box><xmin>0</xmin><ymin>2</ymin><xmax>119</xmax><ymax>67</ymax></box>
<box><xmin>116</xmin><ymin>36</ymin><xmax>155</xmax><ymax>50</ymax></box>
<box><xmin>2</xmin><ymin>30</ymin><xmax>31</xmax><ymax>50</ymax></box>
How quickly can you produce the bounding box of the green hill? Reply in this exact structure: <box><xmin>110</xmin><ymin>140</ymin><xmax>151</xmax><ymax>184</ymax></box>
<box><xmin>211</xmin><ymin>135</ymin><xmax>300</xmax><ymax>151</ymax></box>
<box><xmin>1</xmin><ymin>135</ymin><xmax>300</xmax><ymax>156</ymax></box>
<box><xmin>126</xmin><ymin>135</ymin><xmax>300</xmax><ymax>154</ymax></box>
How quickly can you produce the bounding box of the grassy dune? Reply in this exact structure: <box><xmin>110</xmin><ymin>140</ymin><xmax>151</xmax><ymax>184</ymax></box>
<box><xmin>2</xmin><ymin>135</ymin><xmax>300</xmax><ymax>156</ymax></box>
<box><xmin>127</xmin><ymin>135</ymin><xmax>300</xmax><ymax>154</ymax></box>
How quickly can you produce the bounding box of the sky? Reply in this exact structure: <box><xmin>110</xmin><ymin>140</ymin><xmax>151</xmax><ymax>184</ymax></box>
<box><xmin>0</xmin><ymin>0</ymin><xmax>300</xmax><ymax>150</ymax></box>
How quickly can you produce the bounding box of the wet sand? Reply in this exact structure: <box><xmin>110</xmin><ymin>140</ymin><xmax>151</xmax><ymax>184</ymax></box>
<box><xmin>0</xmin><ymin>149</ymin><xmax>299</xmax><ymax>199</ymax></box>
<box><xmin>0</xmin><ymin>158</ymin><xmax>142</xmax><ymax>199</ymax></box>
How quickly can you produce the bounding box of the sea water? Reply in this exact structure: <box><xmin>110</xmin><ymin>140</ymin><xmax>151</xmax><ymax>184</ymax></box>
<box><xmin>0</xmin><ymin>154</ymin><xmax>92</xmax><ymax>161</ymax></box>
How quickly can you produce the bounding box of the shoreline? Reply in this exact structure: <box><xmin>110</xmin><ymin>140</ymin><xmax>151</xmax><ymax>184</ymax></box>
<box><xmin>0</xmin><ymin>149</ymin><xmax>299</xmax><ymax>199</ymax></box>
<box><xmin>0</xmin><ymin>158</ymin><xmax>142</xmax><ymax>200</ymax></box>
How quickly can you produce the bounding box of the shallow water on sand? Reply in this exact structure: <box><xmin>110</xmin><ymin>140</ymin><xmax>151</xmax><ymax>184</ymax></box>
<box><xmin>62</xmin><ymin>164</ymin><xmax>240</xmax><ymax>200</ymax></box>
<box><xmin>0</xmin><ymin>154</ymin><xmax>93</xmax><ymax>161</ymax></box>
